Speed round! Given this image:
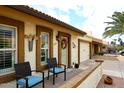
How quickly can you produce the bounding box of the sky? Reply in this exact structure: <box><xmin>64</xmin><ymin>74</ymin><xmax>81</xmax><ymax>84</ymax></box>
<box><xmin>29</xmin><ymin>0</ymin><xmax>124</xmax><ymax>42</ymax></box>
<box><xmin>1</xmin><ymin>0</ymin><xmax>124</xmax><ymax>42</ymax></box>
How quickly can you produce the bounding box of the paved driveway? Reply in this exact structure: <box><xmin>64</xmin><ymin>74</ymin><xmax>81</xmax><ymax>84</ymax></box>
<box><xmin>102</xmin><ymin>60</ymin><xmax>124</xmax><ymax>78</ymax></box>
<box><xmin>93</xmin><ymin>55</ymin><xmax>124</xmax><ymax>78</ymax></box>
<box><xmin>93</xmin><ymin>55</ymin><xmax>124</xmax><ymax>88</ymax></box>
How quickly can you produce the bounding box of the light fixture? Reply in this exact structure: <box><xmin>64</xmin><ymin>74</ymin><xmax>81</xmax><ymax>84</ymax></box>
<box><xmin>25</xmin><ymin>34</ymin><xmax>38</xmax><ymax>52</ymax></box>
<box><xmin>72</xmin><ymin>42</ymin><xmax>76</xmax><ymax>48</ymax></box>
<box><xmin>25</xmin><ymin>34</ymin><xmax>38</xmax><ymax>41</ymax></box>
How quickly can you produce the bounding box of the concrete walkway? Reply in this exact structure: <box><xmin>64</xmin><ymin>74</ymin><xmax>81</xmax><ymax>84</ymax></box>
<box><xmin>93</xmin><ymin>55</ymin><xmax>124</xmax><ymax>78</ymax></box>
<box><xmin>93</xmin><ymin>55</ymin><xmax>124</xmax><ymax>88</ymax></box>
<box><xmin>102</xmin><ymin>60</ymin><xmax>124</xmax><ymax>78</ymax></box>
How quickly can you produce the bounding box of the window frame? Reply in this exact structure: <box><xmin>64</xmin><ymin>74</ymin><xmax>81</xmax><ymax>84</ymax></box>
<box><xmin>36</xmin><ymin>25</ymin><xmax>53</xmax><ymax>70</ymax></box>
<box><xmin>40</xmin><ymin>32</ymin><xmax>49</xmax><ymax>64</ymax></box>
<box><xmin>0</xmin><ymin>24</ymin><xmax>18</xmax><ymax>75</ymax></box>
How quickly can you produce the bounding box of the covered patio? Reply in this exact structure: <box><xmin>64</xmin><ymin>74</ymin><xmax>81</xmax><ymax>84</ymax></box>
<box><xmin>0</xmin><ymin>60</ymin><xmax>102</xmax><ymax>88</ymax></box>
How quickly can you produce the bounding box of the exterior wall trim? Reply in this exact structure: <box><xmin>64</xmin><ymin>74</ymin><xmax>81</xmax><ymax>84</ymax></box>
<box><xmin>58</xmin><ymin>31</ymin><xmax>71</xmax><ymax>68</ymax></box>
<box><xmin>36</xmin><ymin>25</ymin><xmax>53</xmax><ymax>71</ymax></box>
<box><xmin>79</xmin><ymin>39</ymin><xmax>91</xmax><ymax>43</ymax></box>
<box><xmin>0</xmin><ymin>16</ymin><xmax>24</xmax><ymax>83</ymax></box>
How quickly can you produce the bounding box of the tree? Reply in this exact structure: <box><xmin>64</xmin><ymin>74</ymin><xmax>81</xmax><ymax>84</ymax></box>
<box><xmin>111</xmin><ymin>41</ymin><xmax>116</xmax><ymax>46</ymax></box>
<box><xmin>116</xmin><ymin>45</ymin><xmax>124</xmax><ymax>52</ymax></box>
<box><xmin>103</xmin><ymin>12</ymin><xmax>124</xmax><ymax>38</ymax></box>
<box><xmin>118</xmin><ymin>38</ymin><xmax>124</xmax><ymax>46</ymax></box>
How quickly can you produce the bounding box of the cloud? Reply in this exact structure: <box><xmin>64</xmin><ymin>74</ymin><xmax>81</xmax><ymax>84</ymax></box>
<box><xmin>31</xmin><ymin>5</ymin><xmax>71</xmax><ymax>24</ymax></box>
<box><xmin>31</xmin><ymin>0</ymin><xmax>124</xmax><ymax>40</ymax></box>
<box><xmin>77</xmin><ymin>0</ymin><xmax>124</xmax><ymax>39</ymax></box>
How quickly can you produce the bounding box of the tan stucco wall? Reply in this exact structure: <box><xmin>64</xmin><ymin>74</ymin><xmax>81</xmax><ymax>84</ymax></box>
<box><xmin>71</xmin><ymin>34</ymin><xmax>79</xmax><ymax>64</ymax></box>
<box><xmin>78</xmin><ymin>35</ymin><xmax>92</xmax><ymax>42</ymax></box>
<box><xmin>0</xmin><ymin>6</ymin><xmax>80</xmax><ymax>36</ymax></box>
<box><xmin>0</xmin><ymin>6</ymin><xmax>82</xmax><ymax>69</ymax></box>
<box><xmin>78</xmin><ymin>64</ymin><xmax>102</xmax><ymax>88</ymax></box>
<box><xmin>102</xmin><ymin>40</ymin><xmax>108</xmax><ymax>45</ymax></box>
<box><xmin>24</xmin><ymin>22</ymin><xmax>36</xmax><ymax>70</ymax></box>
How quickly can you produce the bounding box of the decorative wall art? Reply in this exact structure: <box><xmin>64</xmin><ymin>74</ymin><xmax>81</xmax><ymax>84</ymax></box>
<box><xmin>61</xmin><ymin>37</ymin><xmax>68</xmax><ymax>49</ymax></box>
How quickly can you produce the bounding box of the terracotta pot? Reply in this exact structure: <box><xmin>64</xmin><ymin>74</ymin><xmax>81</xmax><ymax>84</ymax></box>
<box><xmin>104</xmin><ymin>76</ymin><xmax>113</xmax><ymax>85</ymax></box>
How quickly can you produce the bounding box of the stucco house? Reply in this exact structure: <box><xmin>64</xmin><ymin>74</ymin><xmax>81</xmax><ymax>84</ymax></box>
<box><xmin>0</xmin><ymin>5</ymin><xmax>107</xmax><ymax>83</ymax></box>
<box><xmin>92</xmin><ymin>37</ymin><xmax>108</xmax><ymax>56</ymax></box>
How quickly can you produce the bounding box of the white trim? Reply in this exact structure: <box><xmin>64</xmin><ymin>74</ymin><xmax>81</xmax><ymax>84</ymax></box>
<box><xmin>40</xmin><ymin>32</ymin><xmax>49</xmax><ymax>63</ymax></box>
<box><xmin>40</xmin><ymin>48</ymin><xmax>48</xmax><ymax>49</ymax></box>
<box><xmin>0</xmin><ymin>24</ymin><xmax>18</xmax><ymax>75</ymax></box>
<box><xmin>0</xmin><ymin>49</ymin><xmax>16</xmax><ymax>51</ymax></box>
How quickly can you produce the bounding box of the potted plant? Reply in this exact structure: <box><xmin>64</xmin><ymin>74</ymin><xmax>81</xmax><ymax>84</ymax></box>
<box><xmin>74</xmin><ymin>63</ymin><xmax>79</xmax><ymax>68</ymax></box>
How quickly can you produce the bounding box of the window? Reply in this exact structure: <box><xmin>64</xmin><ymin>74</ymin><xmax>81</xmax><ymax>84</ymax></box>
<box><xmin>40</xmin><ymin>32</ymin><xmax>49</xmax><ymax>64</ymax></box>
<box><xmin>0</xmin><ymin>24</ymin><xmax>17</xmax><ymax>74</ymax></box>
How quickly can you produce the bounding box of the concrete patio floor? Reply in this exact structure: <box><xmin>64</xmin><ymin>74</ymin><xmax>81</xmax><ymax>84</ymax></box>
<box><xmin>1</xmin><ymin>55</ymin><xmax>124</xmax><ymax>88</ymax></box>
<box><xmin>0</xmin><ymin>60</ymin><xmax>101</xmax><ymax>88</ymax></box>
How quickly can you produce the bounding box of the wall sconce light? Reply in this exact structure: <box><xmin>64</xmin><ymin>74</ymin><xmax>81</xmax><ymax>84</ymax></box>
<box><xmin>25</xmin><ymin>34</ymin><xmax>38</xmax><ymax>52</ymax></box>
<box><xmin>72</xmin><ymin>42</ymin><xmax>76</xmax><ymax>48</ymax></box>
<box><xmin>25</xmin><ymin>34</ymin><xmax>38</xmax><ymax>41</ymax></box>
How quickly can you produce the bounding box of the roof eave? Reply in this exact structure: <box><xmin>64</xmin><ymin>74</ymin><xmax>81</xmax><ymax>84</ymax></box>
<box><xmin>6</xmin><ymin>5</ymin><xmax>86</xmax><ymax>35</ymax></box>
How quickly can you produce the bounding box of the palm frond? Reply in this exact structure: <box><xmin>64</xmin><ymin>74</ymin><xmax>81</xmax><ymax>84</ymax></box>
<box><xmin>103</xmin><ymin>11</ymin><xmax>124</xmax><ymax>38</ymax></box>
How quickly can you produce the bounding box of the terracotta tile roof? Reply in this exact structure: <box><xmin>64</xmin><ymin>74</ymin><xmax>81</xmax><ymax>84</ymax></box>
<box><xmin>7</xmin><ymin>5</ymin><xmax>86</xmax><ymax>35</ymax></box>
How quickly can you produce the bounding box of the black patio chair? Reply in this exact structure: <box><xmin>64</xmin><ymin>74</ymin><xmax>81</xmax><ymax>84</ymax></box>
<box><xmin>47</xmin><ymin>58</ymin><xmax>66</xmax><ymax>85</ymax></box>
<box><xmin>14</xmin><ymin>62</ymin><xmax>44</xmax><ymax>88</ymax></box>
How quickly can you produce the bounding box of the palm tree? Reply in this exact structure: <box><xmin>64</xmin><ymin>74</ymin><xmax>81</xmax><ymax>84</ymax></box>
<box><xmin>103</xmin><ymin>12</ymin><xmax>124</xmax><ymax>38</ymax></box>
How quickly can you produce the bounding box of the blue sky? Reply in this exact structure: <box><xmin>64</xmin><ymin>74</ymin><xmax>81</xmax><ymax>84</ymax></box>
<box><xmin>31</xmin><ymin>5</ymin><xmax>87</xmax><ymax>29</ymax></box>
<box><xmin>30</xmin><ymin>0</ymin><xmax>124</xmax><ymax>42</ymax></box>
<box><xmin>1</xmin><ymin>0</ymin><xmax>124</xmax><ymax>42</ymax></box>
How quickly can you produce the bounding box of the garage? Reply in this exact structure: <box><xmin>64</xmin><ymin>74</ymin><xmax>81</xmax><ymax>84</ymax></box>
<box><xmin>78</xmin><ymin>39</ymin><xmax>90</xmax><ymax>64</ymax></box>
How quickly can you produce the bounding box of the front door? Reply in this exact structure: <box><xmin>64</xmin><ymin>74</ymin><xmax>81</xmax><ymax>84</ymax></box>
<box><xmin>58</xmin><ymin>32</ymin><xmax>71</xmax><ymax>68</ymax></box>
<box><xmin>61</xmin><ymin>36</ymin><xmax>69</xmax><ymax>67</ymax></box>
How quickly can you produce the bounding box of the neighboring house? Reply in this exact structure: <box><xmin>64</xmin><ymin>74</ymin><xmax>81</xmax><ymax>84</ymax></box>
<box><xmin>92</xmin><ymin>37</ymin><xmax>103</xmax><ymax>56</ymax></box>
<box><xmin>92</xmin><ymin>37</ymin><xmax>108</xmax><ymax>56</ymax></box>
<box><xmin>0</xmin><ymin>5</ymin><xmax>108</xmax><ymax>83</ymax></box>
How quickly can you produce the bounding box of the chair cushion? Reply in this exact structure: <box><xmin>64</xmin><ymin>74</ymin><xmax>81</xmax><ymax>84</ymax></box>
<box><xmin>17</xmin><ymin>76</ymin><xmax>43</xmax><ymax>87</ymax></box>
<box><xmin>49</xmin><ymin>67</ymin><xmax>64</xmax><ymax>73</ymax></box>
